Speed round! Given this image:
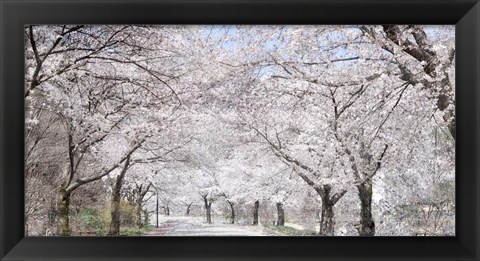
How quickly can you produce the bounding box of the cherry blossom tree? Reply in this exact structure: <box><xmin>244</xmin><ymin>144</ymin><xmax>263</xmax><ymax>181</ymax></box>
<box><xmin>25</xmin><ymin>25</ymin><xmax>455</xmax><ymax>237</ymax></box>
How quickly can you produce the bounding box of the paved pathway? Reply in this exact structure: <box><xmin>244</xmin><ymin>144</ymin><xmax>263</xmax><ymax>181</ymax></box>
<box><xmin>144</xmin><ymin>216</ymin><xmax>278</xmax><ymax>236</ymax></box>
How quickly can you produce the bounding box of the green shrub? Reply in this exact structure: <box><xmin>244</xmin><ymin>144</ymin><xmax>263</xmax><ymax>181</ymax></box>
<box><xmin>120</xmin><ymin>200</ymin><xmax>135</xmax><ymax>227</ymax></box>
<box><xmin>120</xmin><ymin>225</ymin><xmax>153</xmax><ymax>236</ymax></box>
<box><xmin>73</xmin><ymin>200</ymin><xmax>140</xmax><ymax>236</ymax></box>
<box><xmin>265</xmin><ymin>225</ymin><xmax>316</xmax><ymax>236</ymax></box>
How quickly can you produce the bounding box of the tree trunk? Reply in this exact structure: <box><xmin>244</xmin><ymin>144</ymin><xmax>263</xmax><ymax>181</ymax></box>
<box><xmin>143</xmin><ymin>208</ymin><xmax>149</xmax><ymax>226</ymax></box>
<box><xmin>107</xmin><ymin>188</ymin><xmax>122</xmax><ymax>236</ymax></box>
<box><xmin>276</xmin><ymin>202</ymin><xmax>285</xmax><ymax>226</ymax></box>
<box><xmin>315</xmin><ymin>184</ymin><xmax>342</xmax><ymax>236</ymax></box>
<box><xmin>227</xmin><ymin>201</ymin><xmax>235</xmax><ymax>224</ymax></box>
<box><xmin>319</xmin><ymin>199</ymin><xmax>334</xmax><ymax>236</ymax></box>
<box><xmin>186</xmin><ymin>203</ymin><xmax>192</xmax><ymax>216</ymax></box>
<box><xmin>357</xmin><ymin>181</ymin><xmax>375</xmax><ymax>236</ymax></box>
<box><xmin>57</xmin><ymin>186</ymin><xmax>71</xmax><ymax>236</ymax></box>
<box><xmin>47</xmin><ymin>197</ymin><xmax>57</xmax><ymax>229</ymax></box>
<box><xmin>133</xmin><ymin>182</ymin><xmax>151</xmax><ymax>228</ymax></box>
<box><xmin>448</xmin><ymin>117</ymin><xmax>455</xmax><ymax>140</ymax></box>
<box><xmin>166</xmin><ymin>206</ymin><xmax>170</xmax><ymax>216</ymax></box>
<box><xmin>207</xmin><ymin>203</ymin><xmax>213</xmax><ymax>224</ymax></box>
<box><xmin>135</xmin><ymin>196</ymin><xmax>143</xmax><ymax>228</ymax></box>
<box><xmin>108</xmin><ymin>157</ymin><xmax>130</xmax><ymax>236</ymax></box>
<box><xmin>252</xmin><ymin>200</ymin><xmax>259</xmax><ymax>225</ymax></box>
<box><xmin>202</xmin><ymin>196</ymin><xmax>213</xmax><ymax>224</ymax></box>
<box><xmin>206</xmin><ymin>204</ymin><xmax>212</xmax><ymax>223</ymax></box>
<box><xmin>156</xmin><ymin>195</ymin><xmax>159</xmax><ymax>228</ymax></box>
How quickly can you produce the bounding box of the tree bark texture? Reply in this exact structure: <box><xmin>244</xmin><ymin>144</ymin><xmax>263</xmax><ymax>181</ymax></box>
<box><xmin>108</xmin><ymin>157</ymin><xmax>130</xmax><ymax>236</ymax></box>
<box><xmin>357</xmin><ymin>180</ymin><xmax>375</xmax><ymax>236</ymax></box>
<box><xmin>252</xmin><ymin>200</ymin><xmax>259</xmax><ymax>225</ymax></box>
<box><xmin>227</xmin><ymin>201</ymin><xmax>235</xmax><ymax>224</ymax></box>
<box><xmin>319</xmin><ymin>198</ymin><xmax>335</xmax><ymax>236</ymax></box>
<box><xmin>276</xmin><ymin>202</ymin><xmax>285</xmax><ymax>226</ymax></box>
<box><xmin>57</xmin><ymin>186</ymin><xmax>72</xmax><ymax>236</ymax></box>
<box><xmin>203</xmin><ymin>197</ymin><xmax>213</xmax><ymax>224</ymax></box>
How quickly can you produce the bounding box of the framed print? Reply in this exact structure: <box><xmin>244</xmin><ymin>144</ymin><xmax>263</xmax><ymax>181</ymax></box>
<box><xmin>1</xmin><ymin>0</ymin><xmax>479</xmax><ymax>260</ymax></box>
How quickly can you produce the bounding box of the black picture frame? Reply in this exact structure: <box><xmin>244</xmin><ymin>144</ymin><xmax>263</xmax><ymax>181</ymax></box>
<box><xmin>1</xmin><ymin>0</ymin><xmax>479</xmax><ymax>260</ymax></box>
